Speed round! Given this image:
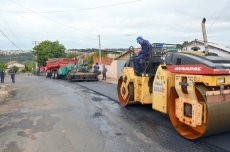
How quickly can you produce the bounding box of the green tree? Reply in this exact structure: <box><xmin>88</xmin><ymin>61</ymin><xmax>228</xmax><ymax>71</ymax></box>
<box><xmin>88</xmin><ymin>55</ymin><xmax>93</xmax><ymax>69</ymax></box>
<box><xmin>23</xmin><ymin>60</ymin><xmax>35</xmax><ymax>72</ymax></box>
<box><xmin>0</xmin><ymin>60</ymin><xmax>6</xmax><ymax>70</ymax></box>
<box><xmin>87</xmin><ymin>50</ymin><xmax>106</xmax><ymax>69</ymax></box>
<box><xmin>11</xmin><ymin>66</ymin><xmax>19</xmax><ymax>73</ymax></box>
<box><xmin>182</xmin><ymin>41</ymin><xmax>189</xmax><ymax>46</ymax></box>
<box><xmin>32</xmin><ymin>40</ymin><xmax>66</xmax><ymax>66</ymax></box>
<box><xmin>94</xmin><ymin>50</ymin><xmax>106</xmax><ymax>57</ymax></box>
<box><xmin>0</xmin><ymin>53</ymin><xmax>34</xmax><ymax>63</ymax></box>
<box><xmin>66</xmin><ymin>52</ymin><xmax>77</xmax><ymax>58</ymax></box>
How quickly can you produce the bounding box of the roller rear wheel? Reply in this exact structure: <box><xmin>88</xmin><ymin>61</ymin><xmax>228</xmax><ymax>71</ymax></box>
<box><xmin>168</xmin><ymin>85</ymin><xmax>230</xmax><ymax>139</ymax></box>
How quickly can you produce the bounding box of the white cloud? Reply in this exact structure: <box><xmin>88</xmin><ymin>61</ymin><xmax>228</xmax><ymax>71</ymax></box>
<box><xmin>0</xmin><ymin>0</ymin><xmax>229</xmax><ymax>50</ymax></box>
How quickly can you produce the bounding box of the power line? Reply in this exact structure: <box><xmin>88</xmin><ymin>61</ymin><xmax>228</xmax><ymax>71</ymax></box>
<box><xmin>0</xmin><ymin>12</ymin><xmax>26</xmax><ymax>48</ymax></box>
<box><xmin>0</xmin><ymin>29</ymin><xmax>22</xmax><ymax>50</ymax></box>
<box><xmin>0</xmin><ymin>13</ymin><xmax>98</xmax><ymax>42</ymax></box>
<box><xmin>1</xmin><ymin>0</ymin><xmax>141</xmax><ymax>14</ymax></box>
<box><xmin>208</xmin><ymin>0</ymin><xmax>230</xmax><ymax>31</ymax></box>
<box><xmin>8</xmin><ymin>0</ymin><xmax>98</xmax><ymax>36</ymax></box>
<box><xmin>2</xmin><ymin>0</ymin><xmax>141</xmax><ymax>45</ymax></box>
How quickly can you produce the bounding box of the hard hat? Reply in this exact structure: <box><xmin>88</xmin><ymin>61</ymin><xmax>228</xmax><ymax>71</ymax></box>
<box><xmin>136</xmin><ymin>36</ymin><xmax>143</xmax><ymax>43</ymax></box>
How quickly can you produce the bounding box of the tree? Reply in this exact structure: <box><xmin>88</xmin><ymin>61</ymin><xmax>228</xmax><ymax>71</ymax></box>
<box><xmin>182</xmin><ymin>41</ymin><xmax>189</xmax><ymax>46</ymax></box>
<box><xmin>11</xmin><ymin>66</ymin><xmax>19</xmax><ymax>73</ymax></box>
<box><xmin>87</xmin><ymin>50</ymin><xmax>106</xmax><ymax>69</ymax></box>
<box><xmin>0</xmin><ymin>53</ymin><xmax>35</xmax><ymax>63</ymax></box>
<box><xmin>94</xmin><ymin>50</ymin><xmax>106</xmax><ymax>57</ymax></box>
<box><xmin>23</xmin><ymin>60</ymin><xmax>35</xmax><ymax>72</ymax></box>
<box><xmin>0</xmin><ymin>60</ymin><xmax>6</xmax><ymax>70</ymax></box>
<box><xmin>66</xmin><ymin>52</ymin><xmax>77</xmax><ymax>58</ymax></box>
<box><xmin>32</xmin><ymin>40</ymin><xmax>66</xmax><ymax>66</ymax></box>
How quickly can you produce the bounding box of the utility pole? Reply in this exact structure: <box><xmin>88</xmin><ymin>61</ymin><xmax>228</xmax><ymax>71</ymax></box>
<box><xmin>74</xmin><ymin>48</ymin><xmax>77</xmax><ymax>65</ymax></box>
<box><xmin>32</xmin><ymin>41</ymin><xmax>39</xmax><ymax>69</ymax></box>
<box><xmin>32</xmin><ymin>41</ymin><xmax>39</xmax><ymax>46</ymax></box>
<box><xmin>99</xmin><ymin>35</ymin><xmax>101</xmax><ymax>65</ymax></box>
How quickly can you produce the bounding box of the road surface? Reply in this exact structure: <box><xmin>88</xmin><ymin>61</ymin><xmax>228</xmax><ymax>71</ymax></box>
<box><xmin>0</xmin><ymin>75</ymin><xmax>229</xmax><ymax>152</ymax></box>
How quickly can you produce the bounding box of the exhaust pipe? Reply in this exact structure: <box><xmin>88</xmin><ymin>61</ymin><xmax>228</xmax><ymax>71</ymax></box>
<box><xmin>201</xmin><ymin>18</ymin><xmax>209</xmax><ymax>55</ymax></box>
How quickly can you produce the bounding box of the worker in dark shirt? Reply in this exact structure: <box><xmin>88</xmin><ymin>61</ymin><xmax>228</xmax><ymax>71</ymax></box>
<box><xmin>0</xmin><ymin>68</ymin><xmax>4</xmax><ymax>83</ymax></box>
<box><xmin>135</xmin><ymin>36</ymin><xmax>151</xmax><ymax>73</ymax></box>
<box><xmin>8</xmin><ymin>68</ymin><xmax>15</xmax><ymax>83</ymax></box>
<box><xmin>93</xmin><ymin>63</ymin><xmax>99</xmax><ymax>79</ymax></box>
<box><xmin>102</xmin><ymin>65</ymin><xmax>108</xmax><ymax>80</ymax></box>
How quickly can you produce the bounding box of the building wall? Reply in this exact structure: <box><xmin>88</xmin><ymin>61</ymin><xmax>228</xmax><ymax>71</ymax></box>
<box><xmin>115</xmin><ymin>52</ymin><xmax>130</xmax><ymax>60</ymax></box>
<box><xmin>92</xmin><ymin>54</ymin><xmax>130</xmax><ymax>79</ymax></box>
<box><xmin>107</xmin><ymin>54</ymin><xmax>117</xmax><ymax>58</ymax></box>
<box><xmin>7</xmin><ymin>63</ymin><xmax>25</xmax><ymax>68</ymax></box>
<box><xmin>98</xmin><ymin>60</ymin><xmax>118</xmax><ymax>79</ymax></box>
<box><xmin>186</xmin><ymin>42</ymin><xmax>230</xmax><ymax>58</ymax></box>
<box><xmin>93</xmin><ymin>56</ymin><xmax>113</xmax><ymax>65</ymax></box>
<box><xmin>6</xmin><ymin>63</ymin><xmax>25</xmax><ymax>73</ymax></box>
<box><xmin>117</xmin><ymin>61</ymin><xmax>126</xmax><ymax>78</ymax></box>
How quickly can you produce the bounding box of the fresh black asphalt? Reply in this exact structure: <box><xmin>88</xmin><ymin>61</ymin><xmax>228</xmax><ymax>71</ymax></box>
<box><xmin>77</xmin><ymin>81</ymin><xmax>230</xmax><ymax>151</ymax></box>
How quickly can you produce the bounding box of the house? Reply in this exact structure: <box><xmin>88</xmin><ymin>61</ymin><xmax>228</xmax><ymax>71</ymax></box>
<box><xmin>97</xmin><ymin>48</ymin><xmax>139</xmax><ymax>79</ymax></box>
<box><xmin>75</xmin><ymin>49</ymin><xmax>122</xmax><ymax>65</ymax></box>
<box><xmin>186</xmin><ymin>39</ymin><xmax>230</xmax><ymax>57</ymax></box>
<box><xmin>73</xmin><ymin>48</ymin><xmax>134</xmax><ymax>79</ymax></box>
<box><xmin>6</xmin><ymin>61</ymin><xmax>25</xmax><ymax>73</ymax></box>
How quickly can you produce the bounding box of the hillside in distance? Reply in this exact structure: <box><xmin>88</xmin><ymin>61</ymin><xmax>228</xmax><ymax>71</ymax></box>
<box><xmin>0</xmin><ymin>53</ymin><xmax>35</xmax><ymax>63</ymax></box>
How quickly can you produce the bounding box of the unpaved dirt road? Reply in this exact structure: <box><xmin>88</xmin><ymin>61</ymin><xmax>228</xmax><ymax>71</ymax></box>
<box><xmin>0</xmin><ymin>75</ymin><xmax>228</xmax><ymax>152</ymax></box>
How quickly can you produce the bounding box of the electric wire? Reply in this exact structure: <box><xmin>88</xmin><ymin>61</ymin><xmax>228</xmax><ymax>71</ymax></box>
<box><xmin>1</xmin><ymin>0</ymin><xmax>141</xmax><ymax>47</ymax></box>
<box><xmin>9</xmin><ymin>0</ymin><xmax>98</xmax><ymax>36</ymax></box>
<box><xmin>0</xmin><ymin>13</ymin><xmax>98</xmax><ymax>42</ymax></box>
<box><xmin>208</xmin><ymin>0</ymin><xmax>230</xmax><ymax>31</ymax></box>
<box><xmin>0</xmin><ymin>0</ymin><xmax>140</xmax><ymax>14</ymax></box>
<box><xmin>1</xmin><ymin>0</ymin><xmax>141</xmax><ymax>49</ymax></box>
<box><xmin>0</xmin><ymin>13</ymin><xmax>26</xmax><ymax>48</ymax></box>
<box><xmin>0</xmin><ymin>29</ymin><xmax>22</xmax><ymax>50</ymax></box>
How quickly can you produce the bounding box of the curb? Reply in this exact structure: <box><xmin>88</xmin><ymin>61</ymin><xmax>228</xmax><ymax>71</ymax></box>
<box><xmin>0</xmin><ymin>85</ymin><xmax>9</xmax><ymax>104</ymax></box>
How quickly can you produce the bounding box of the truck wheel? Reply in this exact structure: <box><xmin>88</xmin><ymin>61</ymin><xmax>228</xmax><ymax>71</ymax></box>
<box><xmin>54</xmin><ymin>72</ymin><xmax>56</xmax><ymax>79</ymax></box>
<box><xmin>52</xmin><ymin>71</ymin><xmax>56</xmax><ymax>79</ymax></box>
<box><xmin>55</xmin><ymin>73</ymin><xmax>58</xmax><ymax>79</ymax></box>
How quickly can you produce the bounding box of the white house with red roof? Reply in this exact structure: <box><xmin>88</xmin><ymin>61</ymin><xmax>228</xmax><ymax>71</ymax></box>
<box><xmin>6</xmin><ymin>61</ymin><xmax>25</xmax><ymax>73</ymax></box>
<box><xmin>186</xmin><ymin>39</ymin><xmax>230</xmax><ymax>57</ymax></box>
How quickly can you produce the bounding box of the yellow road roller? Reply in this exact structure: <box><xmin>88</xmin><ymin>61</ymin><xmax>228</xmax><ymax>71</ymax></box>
<box><xmin>117</xmin><ymin>18</ymin><xmax>230</xmax><ymax>139</ymax></box>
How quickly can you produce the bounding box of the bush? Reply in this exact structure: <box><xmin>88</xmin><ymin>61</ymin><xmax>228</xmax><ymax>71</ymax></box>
<box><xmin>21</xmin><ymin>68</ymin><xmax>26</xmax><ymax>73</ymax></box>
<box><xmin>11</xmin><ymin>66</ymin><xmax>19</xmax><ymax>73</ymax></box>
<box><xmin>97</xmin><ymin>70</ymin><xmax>101</xmax><ymax>75</ymax></box>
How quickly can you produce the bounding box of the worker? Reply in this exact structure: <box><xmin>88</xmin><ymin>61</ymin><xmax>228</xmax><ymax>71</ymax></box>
<box><xmin>135</xmin><ymin>36</ymin><xmax>151</xmax><ymax>73</ymax></box>
<box><xmin>83</xmin><ymin>65</ymin><xmax>89</xmax><ymax>72</ymax></box>
<box><xmin>37</xmin><ymin>67</ymin><xmax>40</xmax><ymax>76</ymax></box>
<box><xmin>0</xmin><ymin>68</ymin><xmax>4</xmax><ymax>83</ymax></box>
<box><xmin>102</xmin><ymin>65</ymin><xmax>108</xmax><ymax>80</ymax></box>
<box><xmin>93</xmin><ymin>63</ymin><xmax>99</xmax><ymax>79</ymax></box>
<box><xmin>8</xmin><ymin>68</ymin><xmax>15</xmax><ymax>83</ymax></box>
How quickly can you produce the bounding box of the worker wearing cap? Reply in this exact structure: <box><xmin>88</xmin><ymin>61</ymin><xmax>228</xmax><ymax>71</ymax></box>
<box><xmin>135</xmin><ymin>36</ymin><xmax>151</xmax><ymax>73</ymax></box>
<box><xmin>93</xmin><ymin>63</ymin><xmax>99</xmax><ymax>79</ymax></box>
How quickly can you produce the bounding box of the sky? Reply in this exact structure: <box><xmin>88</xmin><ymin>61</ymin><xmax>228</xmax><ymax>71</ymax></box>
<box><xmin>0</xmin><ymin>0</ymin><xmax>229</xmax><ymax>50</ymax></box>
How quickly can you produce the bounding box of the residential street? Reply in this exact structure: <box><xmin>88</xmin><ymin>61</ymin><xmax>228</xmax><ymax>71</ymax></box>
<box><xmin>0</xmin><ymin>74</ymin><xmax>229</xmax><ymax>152</ymax></box>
